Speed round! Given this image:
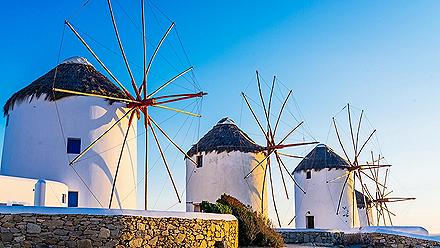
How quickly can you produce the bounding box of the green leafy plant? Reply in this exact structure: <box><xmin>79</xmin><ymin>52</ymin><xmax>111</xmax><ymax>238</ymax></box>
<box><xmin>202</xmin><ymin>194</ymin><xmax>284</xmax><ymax>247</ymax></box>
<box><xmin>201</xmin><ymin>201</ymin><xmax>232</xmax><ymax>214</ymax></box>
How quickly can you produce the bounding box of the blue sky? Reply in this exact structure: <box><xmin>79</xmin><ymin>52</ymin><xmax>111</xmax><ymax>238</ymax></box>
<box><xmin>1</xmin><ymin>1</ymin><xmax>439</xmax><ymax>232</ymax></box>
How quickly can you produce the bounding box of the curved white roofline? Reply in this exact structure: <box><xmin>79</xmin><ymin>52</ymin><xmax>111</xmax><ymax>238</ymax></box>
<box><xmin>60</xmin><ymin>56</ymin><xmax>93</xmax><ymax>66</ymax></box>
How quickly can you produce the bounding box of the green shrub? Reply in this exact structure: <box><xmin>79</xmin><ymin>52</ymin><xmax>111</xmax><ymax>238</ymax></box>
<box><xmin>200</xmin><ymin>201</ymin><xmax>232</xmax><ymax>214</ymax></box>
<box><xmin>204</xmin><ymin>194</ymin><xmax>284</xmax><ymax>247</ymax></box>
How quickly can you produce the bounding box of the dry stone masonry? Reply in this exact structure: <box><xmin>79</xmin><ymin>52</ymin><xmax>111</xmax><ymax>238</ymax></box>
<box><xmin>278</xmin><ymin>229</ymin><xmax>440</xmax><ymax>247</ymax></box>
<box><xmin>0</xmin><ymin>213</ymin><xmax>238</xmax><ymax>247</ymax></box>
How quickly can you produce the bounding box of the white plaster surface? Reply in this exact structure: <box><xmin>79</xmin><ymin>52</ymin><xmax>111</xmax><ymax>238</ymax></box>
<box><xmin>186</xmin><ymin>150</ymin><xmax>268</xmax><ymax>215</ymax></box>
<box><xmin>294</xmin><ymin>169</ymin><xmax>359</xmax><ymax>230</ymax></box>
<box><xmin>1</xmin><ymin>95</ymin><xmax>137</xmax><ymax>209</ymax></box>
<box><xmin>0</xmin><ymin>175</ymin><xmax>67</xmax><ymax>207</ymax></box>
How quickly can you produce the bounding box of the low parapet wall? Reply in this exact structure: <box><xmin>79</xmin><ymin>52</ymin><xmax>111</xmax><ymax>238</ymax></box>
<box><xmin>278</xmin><ymin>229</ymin><xmax>440</xmax><ymax>247</ymax></box>
<box><xmin>0</xmin><ymin>206</ymin><xmax>238</xmax><ymax>247</ymax></box>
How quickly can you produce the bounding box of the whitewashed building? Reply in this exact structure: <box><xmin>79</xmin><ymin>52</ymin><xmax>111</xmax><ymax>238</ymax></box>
<box><xmin>185</xmin><ymin>117</ymin><xmax>268</xmax><ymax>216</ymax></box>
<box><xmin>356</xmin><ymin>190</ymin><xmax>374</xmax><ymax>227</ymax></box>
<box><xmin>293</xmin><ymin>144</ymin><xmax>361</xmax><ymax>230</ymax></box>
<box><xmin>0</xmin><ymin>57</ymin><xmax>137</xmax><ymax>209</ymax></box>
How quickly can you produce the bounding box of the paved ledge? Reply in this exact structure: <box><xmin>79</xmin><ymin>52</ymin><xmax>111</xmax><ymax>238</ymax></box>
<box><xmin>0</xmin><ymin>205</ymin><xmax>236</xmax><ymax>221</ymax></box>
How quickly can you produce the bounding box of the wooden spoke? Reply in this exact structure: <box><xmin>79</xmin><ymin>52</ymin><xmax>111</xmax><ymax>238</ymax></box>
<box><xmin>147</xmin><ymin>67</ymin><xmax>193</xmax><ymax>98</ymax></box>
<box><xmin>256</xmin><ymin>71</ymin><xmax>272</xmax><ymax>136</ymax></box>
<box><xmin>153</xmin><ymin>92</ymin><xmax>206</xmax><ymax>105</ymax></box>
<box><xmin>143</xmin><ymin>109</ymin><xmax>149</xmax><ymax>210</ymax></box>
<box><xmin>273</xmin><ymin>90</ymin><xmax>292</xmax><ymax>136</ymax></box>
<box><xmin>357</xmin><ymin>164</ymin><xmax>392</xmax><ymax>170</ymax></box>
<box><xmin>352</xmin><ymin>172</ymin><xmax>356</xmax><ymax>226</ymax></box>
<box><xmin>244</xmin><ymin>150</ymin><xmax>274</xmax><ymax>179</ymax></box>
<box><xmin>148</xmin><ymin>116</ymin><xmax>198</xmax><ymax>165</ymax></box>
<box><xmin>141</xmin><ymin>0</ymin><xmax>147</xmax><ymax>99</ymax></box>
<box><xmin>64</xmin><ymin>20</ymin><xmax>133</xmax><ymax>99</ymax></box>
<box><xmin>267</xmin><ymin>76</ymin><xmax>276</xmax><ymax>131</ymax></box>
<box><xmin>267</xmin><ymin>141</ymin><xmax>319</xmax><ymax>150</ymax></box>
<box><xmin>288</xmin><ymin>216</ymin><xmax>296</xmax><ymax>226</ymax></box>
<box><xmin>274</xmin><ymin>153</ymin><xmax>289</xmax><ymax>199</ymax></box>
<box><xmin>357</xmin><ymin>129</ymin><xmax>377</xmax><ymax>158</ymax></box>
<box><xmin>268</xmin><ymin>160</ymin><xmax>282</xmax><ymax>227</ymax></box>
<box><xmin>347</xmin><ymin>104</ymin><xmax>357</xmax><ymax>163</ymax></box>
<box><xmin>277</xmin><ymin>121</ymin><xmax>304</xmax><ymax>145</ymax></box>
<box><xmin>382</xmin><ymin>168</ymin><xmax>389</xmax><ymax>196</ymax></box>
<box><xmin>242</xmin><ymin>92</ymin><xmax>270</xmax><ymax>141</ymax></box>
<box><xmin>383</xmin><ymin>190</ymin><xmax>394</xmax><ymax>198</ymax></box>
<box><xmin>106</xmin><ymin>0</ymin><xmax>140</xmax><ymax>99</ymax></box>
<box><xmin>153</xmin><ymin>105</ymin><xmax>201</xmax><ymax>117</ymax></box>
<box><xmin>275</xmin><ymin>151</ymin><xmax>306</xmax><ymax>194</ymax></box>
<box><xmin>70</xmin><ymin>108</ymin><xmax>135</xmax><ymax>165</ymax></box>
<box><xmin>277</xmin><ymin>152</ymin><xmax>304</xmax><ymax>159</ymax></box>
<box><xmin>336</xmin><ymin>174</ymin><xmax>350</xmax><ymax>215</ymax></box>
<box><xmin>333</xmin><ymin>117</ymin><xmax>352</xmax><ymax>165</ymax></box>
<box><xmin>52</xmin><ymin>88</ymin><xmax>139</xmax><ymax>103</ymax></box>
<box><xmin>378</xmin><ymin>197</ymin><xmax>416</xmax><ymax>203</ymax></box>
<box><xmin>109</xmin><ymin>112</ymin><xmax>135</xmax><ymax>208</ymax></box>
<box><xmin>149</xmin><ymin>121</ymin><xmax>181</xmax><ymax>203</ymax></box>
<box><xmin>359</xmin><ymin>170</ymin><xmax>387</xmax><ymax>188</ymax></box>
<box><xmin>355</xmin><ymin>110</ymin><xmax>364</xmax><ymax>155</ymax></box>
<box><xmin>140</xmin><ymin>22</ymin><xmax>175</xmax><ymax>95</ymax></box>
<box><xmin>261</xmin><ymin>161</ymin><xmax>268</xmax><ymax>214</ymax></box>
<box><xmin>383</xmin><ymin>202</ymin><xmax>394</xmax><ymax>225</ymax></box>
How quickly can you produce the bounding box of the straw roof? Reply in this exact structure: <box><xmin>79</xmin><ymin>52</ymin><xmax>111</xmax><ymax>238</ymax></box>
<box><xmin>293</xmin><ymin>144</ymin><xmax>350</xmax><ymax>173</ymax></box>
<box><xmin>355</xmin><ymin>189</ymin><xmax>373</xmax><ymax>209</ymax></box>
<box><xmin>186</xmin><ymin>117</ymin><xmax>265</xmax><ymax>157</ymax></box>
<box><xmin>4</xmin><ymin>57</ymin><xmax>127</xmax><ymax>115</ymax></box>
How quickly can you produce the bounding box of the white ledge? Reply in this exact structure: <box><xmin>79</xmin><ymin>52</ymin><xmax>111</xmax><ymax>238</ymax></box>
<box><xmin>0</xmin><ymin>206</ymin><xmax>236</xmax><ymax>221</ymax></box>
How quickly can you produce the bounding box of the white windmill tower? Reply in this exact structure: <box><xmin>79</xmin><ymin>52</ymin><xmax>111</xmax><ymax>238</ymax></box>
<box><xmin>355</xmin><ymin>189</ymin><xmax>374</xmax><ymax>227</ymax></box>
<box><xmin>185</xmin><ymin>117</ymin><xmax>268</xmax><ymax>215</ymax></box>
<box><xmin>1</xmin><ymin>57</ymin><xmax>138</xmax><ymax>209</ymax></box>
<box><xmin>293</xmin><ymin>144</ymin><xmax>360</xmax><ymax>230</ymax></box>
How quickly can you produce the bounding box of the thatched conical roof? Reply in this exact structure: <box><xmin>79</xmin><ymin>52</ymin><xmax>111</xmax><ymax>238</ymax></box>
<box><xmin>186</xmin><ymin>117</ymin><xmax>265</xmax><ymax>157</ymax></box>
<box><xmin>293</xmin><ymin>144</ymin><xmax>350</xmax><ymax>173</ymax></box>
<box><xmin>4</xmin><ymin>56</ymin><xmax>127</xmax><ymax>115</ymax></box>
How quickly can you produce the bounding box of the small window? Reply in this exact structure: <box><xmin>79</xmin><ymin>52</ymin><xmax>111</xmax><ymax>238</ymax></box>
<box><xmin>61</xmin><ymin>194</ymin><xmax>67</xmax><ymax>204</ymax></box>
<box><xmin>196</xmin><ymin>155</ymin><xmax>203</xmax><ymax>168</ymax></box>
<box><xmin>67</xmin><ymin>138</ymin><xmax>81</xmax><ymax>154</ymax></box>
<box><xmin>12</xmin><ymin>203</ymin><xmax>24</xmax><ymax>206</ymax></box>
<box><xmin>68</xmin><ymin>191</ymin><xmax>79</xmax><ymax>207</ymax></box>
<box><xmin>5</xmin><ymin>115</ymin><xmax>9</xmax><ymax>127</ymax></box>
<box><xmin>306</xmin><ymin>215</ymin><xmax>315</xmax><ymax>229</ymax></box>
<box><xmin>0</xmin><ymin>203</ymin><xmax>7</xmax><ymax>206</ymax></box>
<box><xmin>306</xmin><ymin>170</ymin><xmax>312</xmax><ymax>179</ymax></box>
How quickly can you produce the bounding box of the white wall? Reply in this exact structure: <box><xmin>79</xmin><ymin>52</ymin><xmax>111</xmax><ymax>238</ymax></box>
<box><xmin>1</xmin><ymin>95</ymin><xmax>137</xmax><ymax>209</ymax></box>
<box><xmin>294</xmin><ymin>169</ymin><xmax>359</xmax><ymax>230</ymax></box>
<box><xmin>358</xmin><ymin>206</ymin><xmax>374</xmax><ymax>227</ymax></box>
<box><xmin>0</xmin><ymin>175</ymin><xmax>67</xmax><ymax>207</ymax></box>
<box><xmin>186</xmin><ymin>150</ymin><xmax>268</xmax><ymax>216</ymax></box>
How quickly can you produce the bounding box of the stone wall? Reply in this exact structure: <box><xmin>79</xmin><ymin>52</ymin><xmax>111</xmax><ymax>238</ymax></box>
<box><xmin>278</xmin><ymin>230</ymin><xmax>344</xmax><ymax>246</ymax></box>
<box><xmin>0</xmin><ymin>213</ymin><xmax>238</xmax><ymax>247</ymax></box>
<box><xmin>344</xmin><ymin>232</ymin><xmax>440</xmax><ymax>247</ymax></box>
<box><xmin>278</xmin><ymin>229</ymin><xmax>440</xmax><ymax>247</ymax></box>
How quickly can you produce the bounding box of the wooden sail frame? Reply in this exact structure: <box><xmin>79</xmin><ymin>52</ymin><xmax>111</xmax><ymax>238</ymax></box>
<box><xmin>330</xmin><ymin>104</ymin><xmax>414</xmax><ymax>227</ymax></box>
<box><xmin>55</xmin><ymin>0</ymin><xmax>205</xmax><ymax>210</ymax></box>
<box><xmin>242</xmin><ymin>71</ymin><xmax>318</xmax><ymax>227</ymax></box>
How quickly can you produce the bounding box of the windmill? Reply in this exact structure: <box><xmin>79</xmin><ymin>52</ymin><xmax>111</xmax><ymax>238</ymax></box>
<box><xmin>363</xmin><ymin>152</ymin><xmax>415</xmax><ymax>226</ymax></box>
<box><xmin>328</xmin><ymin>103</ymin><xmax>392</xmax><ymax>226</ymax></box>
<box><xmin>241</xmin><ymin>71</ymin><xmax>318</xmax><ymax>227</ymax></box>
<box><xmin>52</xmin><ymin>0</ymin><xmax>206</xmax><ymax>209</ymax></box>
